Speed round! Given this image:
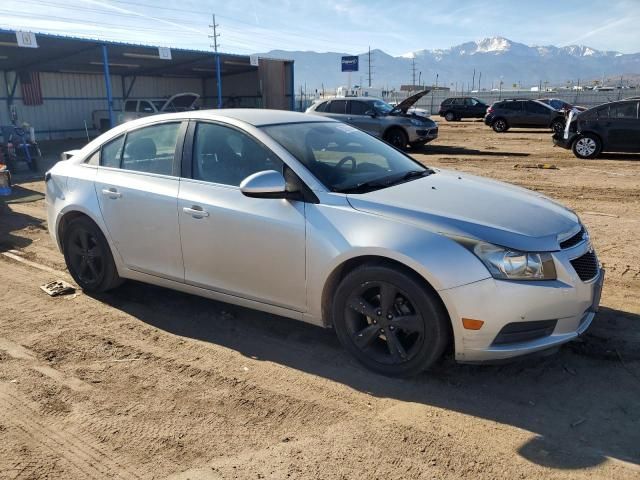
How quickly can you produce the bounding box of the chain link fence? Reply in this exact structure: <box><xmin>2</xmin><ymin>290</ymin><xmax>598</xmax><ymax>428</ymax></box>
<box><xmin>295</xmin><ymin>88</ymin><xmax>640</xmax><ymax>114</ymax></box>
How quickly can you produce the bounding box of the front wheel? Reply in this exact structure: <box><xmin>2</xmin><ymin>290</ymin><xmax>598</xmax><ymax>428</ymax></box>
<box><xmin>444</xmin><ymin>111</ymin><xmax>456</xmax><ymax>122</ymax></box>
<box><xmin>332</xmin><ymin>264</ymin><xmax>450</xmax><ymax>377</ymax></box>
<box><xmin>384</xmin><ymin>128</ymin><xmax>409</xmax><ymax>150</ymax></box>
<box><xmin>572</xmin><ymin>134</ymin><xmax>601</xmax><ymax>159</ymax></box>
<box><xmin>63</xmin><ymin>216</ymin><xmax>122</xmax><ymax>292</ymax></box>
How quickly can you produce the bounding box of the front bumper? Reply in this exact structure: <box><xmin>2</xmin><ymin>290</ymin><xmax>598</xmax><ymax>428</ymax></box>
<box><xmin>410</xmin><ymin>126</ymin><xmax>438</xmax><ymax>144</ymax></box>
<box><xmin>439</xmin><ymin>246</ymin><xmax>603</xmax><ymax>363</ymax></box>
<box><xmin>552</xmin><ymin>132</ymin><xmax>576</xmax><ymax>150</ymax></box>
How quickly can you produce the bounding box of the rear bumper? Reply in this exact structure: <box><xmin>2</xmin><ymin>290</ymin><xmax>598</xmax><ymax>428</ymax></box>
<box><xmin>483</xmin><ymin>115</ymin><xmax>494</xmax><ymax>126</ymax></box>
<box><xmin>439</xmin><ymin>258</ymin><xmax>604</xmax><ymax>363</ymax></box>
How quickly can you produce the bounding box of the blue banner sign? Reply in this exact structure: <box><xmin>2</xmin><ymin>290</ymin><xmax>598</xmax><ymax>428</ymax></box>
<box><xmin>341</xmin><ymin>55</ymin><xmax>359</xmax><ymax>72</ymax></box>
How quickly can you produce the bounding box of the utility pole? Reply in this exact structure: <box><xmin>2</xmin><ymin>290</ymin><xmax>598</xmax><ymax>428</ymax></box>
<box><xmin>411</xmin><ymin>57</ymin><xmax>417</xmax><ymax>90</ymax></box>
<box><xmin>367</xmin><ymin>46</ymin><xmax>373</xmax><ymax>88</ymax></box>
<box><xmin>209</xmin><ymin>14</ymin><xmax>222</xmax><ymax>108</ymax></box>
<box><xmin>472</xmin><ymin>69</ymin><xmax>475</xmax><ymax>92</ymax></box>
<box><xmin>478</xmin><ymin>71</ymin><xmax>481</xmax><ymax>92</ymax></box>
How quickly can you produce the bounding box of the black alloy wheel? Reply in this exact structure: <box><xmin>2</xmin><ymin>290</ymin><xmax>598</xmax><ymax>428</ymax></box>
<box><xmin>333</xmin><ymin>264</ymin><xmax>450</xmax><ymax>377</ymax></box>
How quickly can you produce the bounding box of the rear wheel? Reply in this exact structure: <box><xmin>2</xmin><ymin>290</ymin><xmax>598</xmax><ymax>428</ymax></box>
<box><xmin>572</xmin><ymin>134</ymin><xmax>601</xmax><ymax>159</ymax></box>
<box><xmin>62</xmin><ymin>216</ymin><xmax>122</xmax><ymax>292</ymax></box>
<box><xmin>384</xmin><ymin>128</ymin><xmax>409</xmax><ymax>150</ymax></box>
<box><xmin>492</xmin><ymin>118</ymin><xmax>509</xmax><ymax>132</ymax></box>
<box><xmin>444</xmin><ymin>111</ymin><xmax>456</xmax><ymax>122</ymax></box>
<box><xmin>332</xmin><ymin>264</ymin><xmax>450</xmax><ymax>377</ymax></box>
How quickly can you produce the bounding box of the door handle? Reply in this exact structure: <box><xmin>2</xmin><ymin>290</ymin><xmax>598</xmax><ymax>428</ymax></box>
<box><xmin>101</xmin><ymin>188</ymin><xmax>122</xmax><ymax>199</ymax></box>
<box><xmin>183</xmin><ymin>206</ymin><xmax>209</xmax><ymax>218</ymax></box>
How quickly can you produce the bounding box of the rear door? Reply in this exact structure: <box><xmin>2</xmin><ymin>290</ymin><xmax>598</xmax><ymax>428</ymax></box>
<box><xmin>322</xmin><ymin>99</ymin><xmax>349</xmax><ymax>123</ymax></box>
<box><xmin>607</xmin><ymin>101</ymin><xmax>640</xmax><ymax>151</ymax></box>
<box><xmin>95</xmin><ymin>121</ymin><xmax>187</xmax><ymax>281</ymax></box>
<box><xmin>347</xmin><ymin>100</ymin><xmax>380</xmax><ymax>136</ymax></box>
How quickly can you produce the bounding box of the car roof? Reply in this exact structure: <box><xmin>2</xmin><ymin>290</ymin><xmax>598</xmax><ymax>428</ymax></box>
<box><xmin>123</xmin><ymin>108</ymin><xmax>336</xmax><ymax>127</ymax></box>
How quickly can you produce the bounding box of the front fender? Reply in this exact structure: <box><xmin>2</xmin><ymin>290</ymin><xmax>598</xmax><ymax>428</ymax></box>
<box><xmin>304</xmin><ymin>200</ymin><xmax>490</xmax><ymax>324</ymax></box>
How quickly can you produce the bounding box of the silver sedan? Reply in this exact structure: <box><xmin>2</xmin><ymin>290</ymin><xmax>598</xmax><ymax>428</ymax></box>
<box><xmin>45</xmin><ymin>109</ymin><xmax>604</xmax><ymax>376</ymax></box>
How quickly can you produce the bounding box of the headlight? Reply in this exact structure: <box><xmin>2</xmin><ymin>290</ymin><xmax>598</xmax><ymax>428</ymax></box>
<box><xmin>455</xmin><ymin>238</ymin><xmax>557</xmax><ymax>280</ymax></box>
<box><xmin>410</xmin><ymin>118</ymin><xmax>425</xmax><ymax>126</ymax></box>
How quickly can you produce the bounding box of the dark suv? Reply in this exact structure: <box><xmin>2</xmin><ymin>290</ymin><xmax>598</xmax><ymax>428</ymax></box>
<box><xmin>553</xmin><ymin>99</ymin><xmax>640</xmax><ymax>159</ymax></box>
<box><xmin>439</xmin><ymin>97</ymin><xmax>488</xmax><ymax>121</ymax></box>
<box><xmin>484</xmin><ymin>99</ymin><xmax>565</xmax><ymax>133</ymax></box>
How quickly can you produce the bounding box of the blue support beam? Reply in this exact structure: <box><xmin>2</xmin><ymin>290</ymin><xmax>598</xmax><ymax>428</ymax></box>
<box><xmin>101</xmin><ymin>44</ymin><xmax>114</xmax><ymax>128</ymax></box>
<box><xmin>215</xmin><ymin>53</ymin><xmax>222</xmax><ymax>109</ymax></box>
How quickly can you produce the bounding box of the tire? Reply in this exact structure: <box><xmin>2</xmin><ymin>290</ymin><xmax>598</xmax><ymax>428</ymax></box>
<box><xmin>491</xmin><ymin>118</ymin><xmax>509</xmax><ymax>132</ymax></box>
<box><xmin>332</xmin><ymin>264</ymin><xmax>450</xmax><ymax>377</ymax></box>
<box><xmin>550</xmin><ymin>119</ymin><xmax>565</xmax><ymax>135</ymax></box>
<box><xmin>384</xmin><ymin>128</ymin><xmax>409</xmax><ymax>150</ymax></box>
<box><xmin>444</xmin><ymin>111</ymin><xmax>456</xmax><ymax>122</ymax></box>
<box><xmin>62</xmin><ymin>216</ymin><xmax>122</xmax><ymax>293</ymax></box>
<box><xmin>572</xmin><ymin>134</ymin><xmax>601</xmax><ymax>159</ymax></box>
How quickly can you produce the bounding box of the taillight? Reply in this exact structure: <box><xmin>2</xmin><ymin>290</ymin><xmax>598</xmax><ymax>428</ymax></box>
<box><xmin>487</xmin><ymin>106</ymin><xmax>493</xmax><ymax>114</ymax></box>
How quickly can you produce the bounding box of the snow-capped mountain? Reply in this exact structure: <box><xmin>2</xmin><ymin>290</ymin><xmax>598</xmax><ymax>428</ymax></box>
<box><xmin>259</xmin><ymin>37</ymin><xmax>640</xmax><ymax>90</ymax></box>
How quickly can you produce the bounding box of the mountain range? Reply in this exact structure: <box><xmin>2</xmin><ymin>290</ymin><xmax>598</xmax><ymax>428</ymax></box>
<box><xmin>259</xmin><ymin>37</ymin><xmax>640</xmax><ymax>91</ymax></box>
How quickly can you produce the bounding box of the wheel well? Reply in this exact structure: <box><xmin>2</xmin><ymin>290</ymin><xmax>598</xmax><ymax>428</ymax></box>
<box><xmin>550</xmin><ymin>117</ymin><xmax>565</xmax><ymax>127</ymax></box>
<box><xmin>492</xmin><ymin>116</ymin><xmax>507</xmax><ymax>125</ymax></box>
<box><xmin>321</xmin><ymin>256</ymin><xmax>450</xmax><ymax>330</ymax></box>
<box><xmin>57</xmin><ymin>211</ymin><xmax>95</xmax><ymax>253</ymax></box>
<box><xmin>382</xmin><ymin>126</ymin><xmax>407</xmax><ymax>140</ymax></box>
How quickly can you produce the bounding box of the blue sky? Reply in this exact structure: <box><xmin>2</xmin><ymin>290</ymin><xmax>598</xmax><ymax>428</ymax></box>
<box><xmin>1</xmin><ymin>0</ymin><xmax>639</xmax><ymax>55</ymax></box>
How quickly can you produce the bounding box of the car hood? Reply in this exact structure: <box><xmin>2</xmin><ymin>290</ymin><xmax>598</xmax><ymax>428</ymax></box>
<box><xmin>391</xmin><ymin>89</ymin><xmax>431</xmax><ymax>114</ymax></box>
<box><xmin>346</xmin><ymin>169</ymin><xmax>578</xmax><ymax>252</ymax></box>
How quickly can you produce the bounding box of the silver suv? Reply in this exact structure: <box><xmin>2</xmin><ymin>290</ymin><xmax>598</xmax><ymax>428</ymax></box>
<box><xmin>306</xmin><ymin>91</ymin><xmax>438</xmax><ymax>150</ymax></box>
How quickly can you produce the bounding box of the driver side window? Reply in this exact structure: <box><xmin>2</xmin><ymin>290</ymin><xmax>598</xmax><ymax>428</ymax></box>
<box><xmin>192</xmin><ymin>122</ymin><xmax>283</xmax><ymax>186</ymax></box>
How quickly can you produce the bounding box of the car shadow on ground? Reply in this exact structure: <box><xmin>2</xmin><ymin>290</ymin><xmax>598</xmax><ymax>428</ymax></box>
<box><xmin>418</xmin><ymin>145</ymin><xmax>530</xmax><ymax>157</ymax></box>
<box><xmin>596</xmin><ymin>153</ymin><xmax>640</xmax><ymax>161</ymax></box>
<box><xmin>0</xmin><ymin>185</ymin><xmax>47</xmax><ymax>252</ymax></box>
<box><xmin>94</xmin><ymin>281</ymin><xmax>640</xmax><ymax>472</ymax></box>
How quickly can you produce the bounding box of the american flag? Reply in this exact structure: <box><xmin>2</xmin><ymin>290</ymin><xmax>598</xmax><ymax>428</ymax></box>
<box><xmin>19</xmin><ymin>71</ymin><xmax>43</xmax><ymax>106</ymax></box>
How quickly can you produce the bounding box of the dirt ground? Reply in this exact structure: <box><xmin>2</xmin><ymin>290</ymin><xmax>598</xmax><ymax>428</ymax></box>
<box><xmin>1</xmin><ymin>120</ymin><xmax>639</xmax><ymax>479</ymax></box>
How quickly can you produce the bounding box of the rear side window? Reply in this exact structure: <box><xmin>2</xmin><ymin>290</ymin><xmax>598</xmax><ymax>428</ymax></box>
<box><xmin>327</xmin><ymin>100</ymin><xmax>347</xmax><ymax>114</ymax></box>
<box><xmin>452</xmin><ymin>98</ymin><xmax>465</xmax><ymax>106</ymax></box>
<box><xmin>501</xmin><ymin>102</ymin><xmax>522</xmax><ymax>111</ymax></box>
<box><xmin>121</xmin><ymin>122</ymin><xmax>181</xmax><ymax>175</ymax></box>
<box><xmin>610</xmin><ymin>102</ymin><xmax>638</xmax><ymax>119</ymax></box>
<box><xmin>124</xmin><ymin>100</ymin><xmax>137</xmax><ymax>112</ymax></box>
<box><xmin>441</xmin><ymin>98</ymin><xmax>453</xmax><ymax>105</ymax></box>
<box><xmin>314</xmin><ymin>101</ymin><xmax>328</xmax><ymax>112</ymax></box>
<box><xmin>138</xmin><ymin>101</ymin><xmax>155</xmax><ymax>113</ymax></box>
<box><xmin>101</xmin><ymin>135</ymin><xmax>125</xmax><ymax>168</ymax></box>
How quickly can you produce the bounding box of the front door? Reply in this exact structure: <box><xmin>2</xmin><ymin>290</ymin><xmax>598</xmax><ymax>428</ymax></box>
<box><xmin>178</xmin><ymin>121</ymin><xmax>307</xmax><ymax>311</ymax></box>
<box><xmin>95</xmin><ymin>121</ymin><xmax>187</xmax><ymax>281</ymax></box>
<box><xmin>347</xmin><ymin>100</ymin><xmax>380</xmax><ymax>136</ymax></box>
<box><xmin>607</xmin><ymin>101</ymin><xmax>640</xmax><ymax>151</ymax></box>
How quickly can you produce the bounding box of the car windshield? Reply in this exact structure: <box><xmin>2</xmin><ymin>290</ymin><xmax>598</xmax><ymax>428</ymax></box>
<box><xmin>261</xmin><ymin>122</ymin><xmax>430</xmax><ymax>193</ymax></box>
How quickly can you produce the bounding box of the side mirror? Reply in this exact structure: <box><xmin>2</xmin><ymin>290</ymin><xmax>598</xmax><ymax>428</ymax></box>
<box><xmin>365</xmin><ymin>109</ymin><xmax>377</xmax><ymax>117</ymax></box>
<box><xmin>240</xmin><ymin>170</ymin><xmax>288</xmax><ymax>199</ymax></box>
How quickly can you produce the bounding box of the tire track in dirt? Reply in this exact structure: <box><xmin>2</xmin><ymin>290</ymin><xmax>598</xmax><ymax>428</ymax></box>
<box><xmin>0</xmin><ymin>385</ymin><xmax>142</xmax><ymax>480</ymax></box>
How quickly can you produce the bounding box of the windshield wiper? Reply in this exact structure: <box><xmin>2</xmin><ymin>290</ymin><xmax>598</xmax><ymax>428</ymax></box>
<box><xmin>334</xmin><ymin>169</ymin><xmax>434</xmax><ymax>194</ymax></box>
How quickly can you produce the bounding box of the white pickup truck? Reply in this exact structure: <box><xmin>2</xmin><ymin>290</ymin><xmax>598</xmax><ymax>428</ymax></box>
<box><xmin>92</xmin><ymin>92</ymin><xmax>200</xmax><ymax>132</ymax></box>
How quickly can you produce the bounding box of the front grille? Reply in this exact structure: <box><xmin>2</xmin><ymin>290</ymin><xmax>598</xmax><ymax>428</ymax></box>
<box><xmin>570</xmin><ymin>251</ymin><xmax>599</xmax><ymax>281</ymax></box>
<box><xmin>560</xmin><ymin>227</ymin><xmax>585</xmax><ymax>249</ymax></box>
<box><xmin>492</xmin><ymin>320</ymin><xmax>557</xmax><ymax>346</ymax></box>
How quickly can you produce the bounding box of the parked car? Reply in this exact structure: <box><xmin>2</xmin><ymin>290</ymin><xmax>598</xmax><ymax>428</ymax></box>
<box><xmin>484</xmin><ymin>99</ymin><xmax>566</xmax><ymax>133</ymax></box>
<box><xmin>438</xmin><ymin>97</ymin><xmax>488</xmax><ymax>121</ymax></box>
<box><xmin>92</xmin><ymin>92</ymin><xmax>200</xmax><ymax>132</ymax></box>
<box><xmin>553</xmin><ymin>99</ymin><xmax>640</xmax><ymax>159</ymax></box>
<box><xmin>537</xmin><ymin>98</ymin><xmax>587</xmax><ymax>113</ymax></box>
<box><xmin>47</xmin><ymin>110</ymin><xmax>603</xmax><ymax>377</ymax></box>
<box><xmin>306</xmin><ymin>90</ymin><xmax>437</xmax><ymax>150</ymax></box>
